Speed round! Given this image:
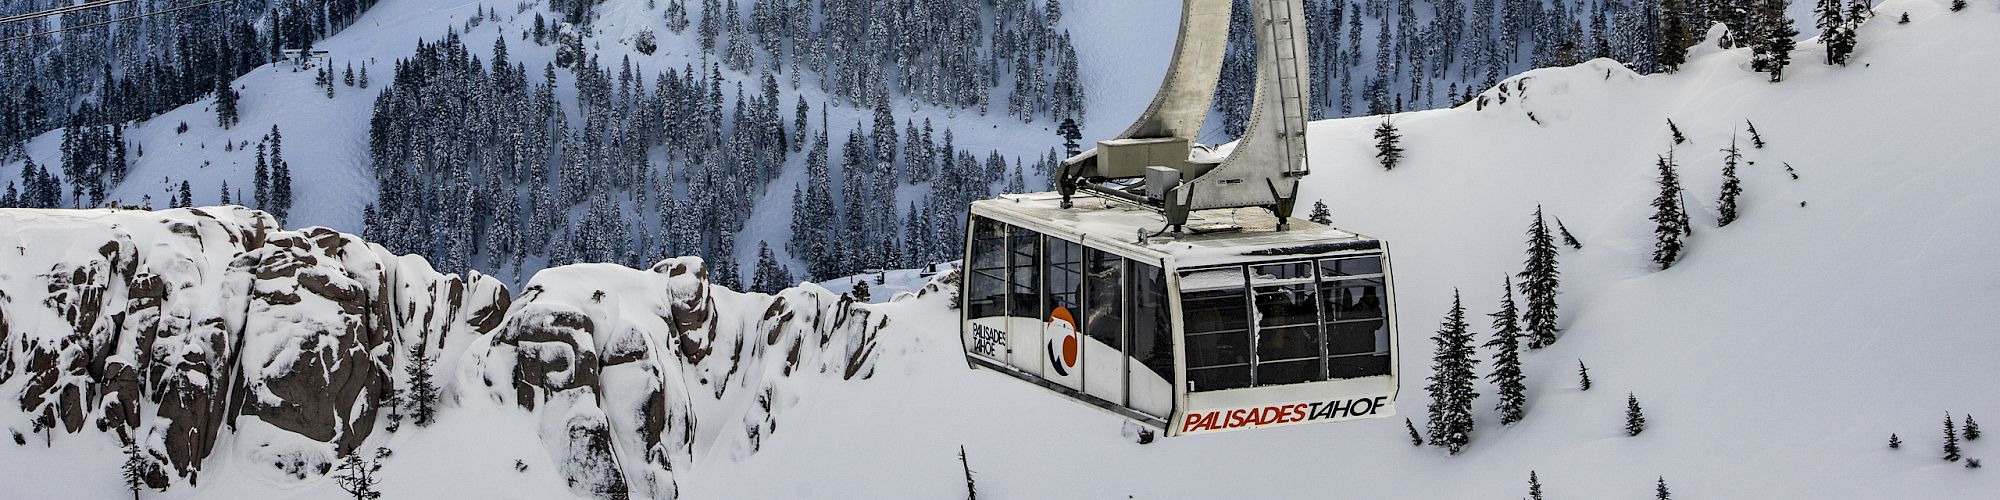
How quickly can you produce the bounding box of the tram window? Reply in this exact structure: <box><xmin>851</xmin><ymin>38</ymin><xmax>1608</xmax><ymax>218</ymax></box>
<box><xmin>1008</xmin><ymin>227</ymin><xmax>1042</xmax><ymax>319</ymax></box>
<box><xmin>1251</xmin><ymin>261</ymin><xmax>1315</xmax><ymax>282</ymax></box>
<box><xmin>1083</xmin><ymin>249</ymin><xmax>1123</xmax><ymax>351</ymax></box>
<box><xmin>1254</xmin><ymin>283</ymin><xmax>1324</xmax><ymax>386</ymax></box>
<box><xmin>1183</xmin><ymin>285</ymin><xmax>1251</xmax><ymax>391</ymax></box>
<box><xmin>1321</xmin><ymin>256</ymin><xmax>1384</xmax><ymax>278</ymax></box>
<box><xmin>1321</xmin><ymin>271</ymin><xmax>1391</xmax><ymax>379</ymax></box>
<box><xmin>1127</xmin><ymin>262</ymin><xmax>1174</xmax><ymax>417</ymax></box>
<box><xmin>1045</xmin><ymin>238</ymin><xmax>1084</xmax><ymax>326</ymax></box>
<box><xmin>965</xmin><ymin>217</ymin><xmax>1008</xmax><ymax>321</ymax></box>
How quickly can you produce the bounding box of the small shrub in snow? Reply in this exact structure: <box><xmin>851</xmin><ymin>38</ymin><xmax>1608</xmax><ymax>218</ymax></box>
<box><xmin>1951</xmin><ymin>0</ymin><xmax>1966</xmax><ymax>11</ymax></box>
<box><xmin>514</xmin><ymin>459</ymin><xmax>528</xmax><ymax>472</ymax></box>
<box><xmin>1898</xmin><ymin>12</ymin><xmax>1910</xmax><ymax>24</ymax></box>
<box><xmin>852</xmin><ymin>281</ymin><xmax>872</xmax><ymax>302</ymax></box>
<box><xmin>1965</xmin><ymin>414</ymin><xmax>1981</xmax><ymax>441</ymax></box>
<box><xmin>333</xmin><ymin>448</ymin><xmax>390</xmax><ymax>500</ymax></box>
<box><xmin>1890</xmin><ymin>433</ymin><xmax>1902</xmax><ymax>448</ymax></box>
<box><xmin>1656</xmin><ymin>476</ymin><xmax>1672</xmax><ymax>499</ymax></box>
<box><xmin>1667</xmin><ymin>119</ymin><xmax>1687</xmax><ymax>145</ymax></box>
<box><xmin>635</xmin><ymin>27</ymin><xmax>659</xmax><ymax>55</ymax></box>
<box><xmin>1946</xmin><ymin>412</ymin><xmax>1963</xmax><ymax>462</ymax></box>
<box><xmin>122</xmin><ymin>440</ymin><xmax>156</xmax><ymax>498</ymax></box>
<box><xmin>1555</xmin><ymin>217</ymin><xmax>1582</xmax><ymax>249</ymax></box>
<box><xmin>1969</xmin><ymin>458</ymin><xmax>1983</xmax><ymax>469</ymax></box>
<box><xmin>1626</xmin><ymin>393</ymin><xmax>1647</xmax><ymax>436</ymax></box>
<box><xmin>1528</xmin><ymin>470</ymin><xmax>1544</xmax><ymax>500</ymax></box>
<box><xmin>1405</xmin><ymin>417</ymin><xmax>1424</xmax><ymax>446</ymax></box>
<box><xmin>1578</xmin><ymin>360</ymin><xmax>1592</xmax><ymax>391</ymax></box>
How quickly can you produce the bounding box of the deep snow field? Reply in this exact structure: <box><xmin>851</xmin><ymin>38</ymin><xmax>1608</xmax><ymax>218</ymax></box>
<box><xmin>3</xmin><ymin>0</ymin><xmax>2000</xmax><ymax>498</ymax></box>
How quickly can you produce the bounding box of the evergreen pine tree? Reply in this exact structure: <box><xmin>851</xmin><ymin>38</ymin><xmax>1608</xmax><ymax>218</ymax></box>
<box><xmin>1898</xmin><ymin>12</ymin><xmax>1910</xmax><ymax>23</ymax></box>
<box><xmin>1405</xmin><ymin>417</ymin><xmax>1424</xmax><ymax>446</ymax></box>
<box><xmin>1057</xmin><ymin>118</ymin><xmax>1082</xmax><ymax>159</ymax></box>
<box><xmin>851</xmin><ymin>280</ymin><xmax>872</xmax><ymax>302</ymax></box>
<box><xmin>1946</xmin><ymin>412</ymin><xmax>1963</xmax><ymax>461</ymax></box>
<box><xmin>1651</xmin><ymin>150</ymin><xmax>1689</xmax><ymax>270</ymax></box>
<box><xmin>177</xmin><ymin>181</ymin><xmax>193</xmax><ymax>208</ymax></box>
<box><xmin>215</xmin><ymin>83</ymin><xmax>240</xmax><ymax>129</ymax></box>
<box><xmin>1659</xmin><ymin>0</ymin><xmax>1692</xmax><ymax>72</ymax></box>
<box><xmin>253</xmin><ymin>144</ymin><xmax>269</xmax><ymax>209</ymax></box>
<box><xmin>121</xmin><ymin>440</ymin><xmax>152</xmax><ymax>499</ymax></box>
<box><xmin>1718</xmin><ymin>135</ymin><xmax>1744</xmax><ymax>226</ymax></box>
<box><xmin>1555</xmin><ymin>216</ymin><xmax>1582</xmax><ymax>249</ymax></box>
<box><xmin>1951</xmin><ymin>0</ymin><xmax>1966</xmax><ymax>11</ymax></box>
<box><xmin>1528</xmin><ymin>471</ymin><xmax>1544</xmax><ymax>500</ymax></box>
<box><xmin>1746</xmin><ymin>119</ymin><xmax>1766</xmax><ymax>148</ymax></box>
<box><xmin>1578</xmin><ymin>359</ymin><xmax>1592</xmax><ymax>390</ymax></box>
<box><xmin>1309</xmin><ymin>200</ymin><xmax>1333</xmax><ymax>225</ymax></box>
<box><xmin>405</xmin><ymin>344</ymin><xmax>439</xmax><ymax>427</ymax></box>
<box><xmin>359</xmin><ymin>66</ymin><xmax>370</xmax><ymax>89</ymax></box>
<box><xmin>1626</xmin><ymin>393</ymin><xmax>1647</xmax><ymax>436</ymax></box>
<box><xmin>220</xmin><ymin>180</ymin><xmax>231</xmax><ymax>205</ymax></box>
<box><xmin>1374</xmin><ymin>119</ymin><xmax>1404</xmax><ymax>170</ymax></box>
<box><xmin>1656</xmin><ymin>476</ymin><xmax>1671</xmax><ymax>500</ymax></box>
<box><xmin>1889</xmin><ymin>433</ymin><xmax>1902</xmax><ymax>448</ymax></box>
<box><xmin>1425</xmin><ymin>290</ymin><xmax>1480</xmax><ymax>454</ymax></box>
<box><xmin>1751</xmin><ymin>0</ymin><xmax>1800</xmax><ymax>82</ymax></box>
<box><xmin>1519</xmin><ymin>206</ymin><xmax>1562</xmax><ymax>348</ymax></box>
<box><xmin>1967</xmin><ymin>414</ymin><xmax>1981</xmax><ymax>441</ymax></box>
<box><xmin>1487</xmin><ymin>276</ymin><xmax>1528</xmax><ymax>425</ymax></box>
<box><xmin>1667</xmin><ymin>119</ymin><xmax>1687</xmax><ymax>145</ymax></box>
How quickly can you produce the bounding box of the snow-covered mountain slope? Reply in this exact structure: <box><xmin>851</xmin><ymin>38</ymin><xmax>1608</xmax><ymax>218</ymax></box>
<box><xmin>3</xmin><ymin>0</ymin><xmax>1999</xmax><ymax>498</ymax></box>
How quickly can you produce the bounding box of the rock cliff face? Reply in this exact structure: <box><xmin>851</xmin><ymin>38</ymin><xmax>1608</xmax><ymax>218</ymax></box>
<box><xmin>458</xmin><ymin>257</ymin><xmax>887</xmax><ymax>499</ymax></box>
<box><xmin>0</xmin><ymin>207</ymin><xmax>508</xmax><ymax>486</ymax></box>
<box><xmin>0</xmin><ymin>207</ymin><xmax>888</xmax><ymax>499</ymax></box>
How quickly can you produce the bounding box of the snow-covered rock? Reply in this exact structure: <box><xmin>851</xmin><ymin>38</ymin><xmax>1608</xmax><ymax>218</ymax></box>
<box><xmin>0</xmin><ymin>207</ymin><xmax>507</xmax><ymax>485</ymax></box>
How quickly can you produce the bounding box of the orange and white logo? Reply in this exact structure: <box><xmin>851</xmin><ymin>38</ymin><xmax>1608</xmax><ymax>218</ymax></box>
<box><xmin>1045</xmin><ymin>306</ymin><xmax>1080</xmax><ymax>376</ymax></box>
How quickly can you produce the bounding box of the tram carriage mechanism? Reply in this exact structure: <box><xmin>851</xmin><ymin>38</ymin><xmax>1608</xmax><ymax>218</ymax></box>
<box><xmin>958</xmin><ymin>0</ymin><xmax>1399</xmax><ymax>437</ymax></box>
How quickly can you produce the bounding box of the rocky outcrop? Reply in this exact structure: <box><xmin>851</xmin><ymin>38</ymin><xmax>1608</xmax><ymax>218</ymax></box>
<box><xmin>2</xmin><ymin>208</ymin><xmax>888</xmax><ymax>499</ymax></box>
<box><xmin>0</xmin><ymin>207</ymin><xmax>507</xmax><ymax>486</ymax></box>
<box><xmin>459</xmin><ymin>258</ymin><xmax>886</xmax><ymax>500</ymax></box>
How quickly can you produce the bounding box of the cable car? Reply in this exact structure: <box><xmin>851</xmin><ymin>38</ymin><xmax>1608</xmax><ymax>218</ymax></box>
<box><xmin>958</xmin><ymin>0</ymin><xmax>1399</xmax><ymax>437</ymax></box>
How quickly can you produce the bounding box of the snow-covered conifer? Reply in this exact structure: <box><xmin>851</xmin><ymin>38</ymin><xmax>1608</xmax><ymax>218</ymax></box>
<box><xmin>1309</xmin><ymin>200</ymin><xmax>1333</xmax><ymax>225</ymax></box>
<box><xmin>1718</xmin><ymin>135</ymin><xmax>1744</xmax><ymax>226</ymax></box>
<box><xmin>1405</xmin><ymin>417</ymin><xmax>1424</xmax><ymax>446</ymax></box>
<box><xmin>1890</xmin><ymin>433</ymin><xmax>1902</xmax><ymax>448</ymax></box>
<box><xmin>405</xmin><ymin>344</ymin><xmax>439</xmax><ymax>427</ymax></box>
<box><xmin>1374</xmin><ymin>118</ymin><xmax>1404</xmax><ymax>170</ymax></box>
<box><xmin>1967</xmin><ymin>414</ymin><xmax>1982</xmax><ymax>440</ymax></box>
<box><xmin>1528</xmin><ymin>471</ymin><xmax>1544</xmax><ymax>500</ymax></box>
<box><xmin>1946</xmin><ymin>412</ymin><xmax>1964</xmax><ymax>461</ymax></box>
<box><xmin>1626</xmin><ymin>393</ymin><xmax>1648</xmax><ymax>436</ymax></box>
<box><xmin>1426</xmin><ymin>290</ymin><xmax>1480</xmax><ymax>454</ymax></box>
<box><xmin>1651</xmin><ymin>150</ymin><xmax>1688</xmax><ymax>270</ymax></box>
<box><xmin>1488</xmin><ymin>276</ymin><xmax>1528</xmax><ymax>425</ymax></box>
<box><xmin>1655</xmin><ymin>476</ymin><xmax>1671</xmax><ymax>499</ymax></box>
<box><xmin>1519</xmin><ymin>206</ymin><xmax>1562</xmax><ymax>348</ymax></box>
<box><xmin>1752</xmin><ymin>0</ymin><xmax>1800</xmax><ymax>82</ymax></box>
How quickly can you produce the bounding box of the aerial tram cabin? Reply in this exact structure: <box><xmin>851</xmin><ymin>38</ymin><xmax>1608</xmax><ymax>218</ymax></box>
<box><xmin>958</xmin><ymin>0</ymin><xmax>1399</xmax><ymax>437</ymax></box>
<box><xmin>960</xmin><ymin>195</ymin><xmax>1399</xmax><ymax>437</ymax></box>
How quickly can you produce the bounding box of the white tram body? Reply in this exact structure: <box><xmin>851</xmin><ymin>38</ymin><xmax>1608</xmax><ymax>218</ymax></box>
<box><xmin>961</xmin><ymin>192</ymin><xmax>1399</xmax><ymax>437</ymax></box>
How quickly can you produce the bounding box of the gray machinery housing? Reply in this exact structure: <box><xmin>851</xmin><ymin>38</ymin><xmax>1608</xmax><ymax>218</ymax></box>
<box><xmin>1057</xmin><ymin>0</ymin><xmax>1312</xmax><ymax>231</ymax></box>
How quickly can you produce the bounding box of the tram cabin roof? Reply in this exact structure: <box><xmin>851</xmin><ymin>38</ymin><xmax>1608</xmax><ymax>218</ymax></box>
<box><xmin>971</xmin><ymin>192</ymin><xmax>1383</xmax><ymax>269</ymax></box>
